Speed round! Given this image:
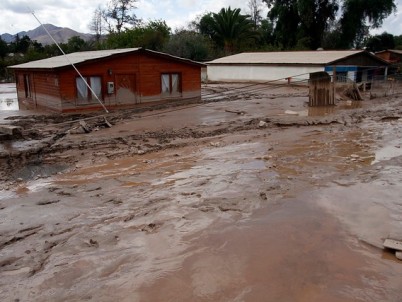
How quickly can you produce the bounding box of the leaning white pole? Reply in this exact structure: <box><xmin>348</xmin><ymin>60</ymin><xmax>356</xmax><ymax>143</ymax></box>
<box><xmin>29</xmin><ymin>9</ymin><xmax>109</xmax><ymax>113</ymax></box>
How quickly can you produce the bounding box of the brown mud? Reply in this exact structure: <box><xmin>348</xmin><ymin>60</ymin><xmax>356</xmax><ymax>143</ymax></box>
<box><xmin>1</xmin><ymin>83</ymin><xmax>402</xmax><ymax>301</ymax></box>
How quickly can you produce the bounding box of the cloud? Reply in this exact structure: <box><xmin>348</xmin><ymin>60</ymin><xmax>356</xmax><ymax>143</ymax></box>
<box><xmin>1</xmin><ymin>0</ymin><xmax>76</xmax><ymax>14</ymax></box>
<box><xmin>0</xmin><ymin>0</ymin><xmax>103</xmax><ymax>34</ymax></box>
<box><xmin>0</xmin><ymin>0</ymin><xmax>401</xmax><ymax>37</ymax></box>
<box><xmin>370</xmin><ymin>2</ymin><xmax>402</xmax><ymax>35</ymax></box>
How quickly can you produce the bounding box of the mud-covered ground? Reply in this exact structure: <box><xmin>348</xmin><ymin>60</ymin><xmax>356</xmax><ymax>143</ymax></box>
<box><xmin>1</xmin><ymin>83</ymin><xmax>402</xmax><ymax>301</ymax></box>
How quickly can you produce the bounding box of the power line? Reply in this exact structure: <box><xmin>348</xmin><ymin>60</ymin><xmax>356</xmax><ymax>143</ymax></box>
<box><xmin>28</xmin><ymin>8</ymin><xmax>109</xmax><ymax>114</ymax></box>
<box><xmin>16</xmin><ymin>65</ymin><xmax>398</xmax><ymax>133</ymax></box>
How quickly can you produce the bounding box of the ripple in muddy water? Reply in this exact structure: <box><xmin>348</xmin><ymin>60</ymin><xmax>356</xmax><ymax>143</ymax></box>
<box><xmin>372</xmin><ymin>139</ymin><xmax>402</xmax><ymax>164</ymax></box>
<box><xmin>12</xmin><ymin>163</ymin><xmax>68</xmax><ymax>181</ymax></box>
<box><xmin>138</xmin><ymin>197</ymin><xmax>402</xmax><ymax>302</ymax></box>
<box><xmin>0</xmin><ymin>83</ymin><xmax>18</xmax><ymax>111</ymax></box>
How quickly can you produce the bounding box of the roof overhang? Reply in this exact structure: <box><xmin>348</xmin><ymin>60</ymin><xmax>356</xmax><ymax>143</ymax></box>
<box><xmin>8</xmin><ymin>47</ymin><xmax>206</xmax><ymax>71</ymax></box>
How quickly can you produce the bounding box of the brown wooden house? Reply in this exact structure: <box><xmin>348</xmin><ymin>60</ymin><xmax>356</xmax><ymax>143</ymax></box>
<box><xmin>9</xmin><ymin>48</ymin><xmax>205</xmax><ymax>112</ymax></box>
<box><xmin>375</xmin><ymin>49</ymin><xmax>402</xmax><ymax>64</ymax></box>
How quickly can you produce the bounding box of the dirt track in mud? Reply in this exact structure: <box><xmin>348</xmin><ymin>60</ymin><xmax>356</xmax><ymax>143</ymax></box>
<box><xmin>1</xmin><ymin>83</ymin><xmax>402</xmax><ymax>301</ymax></box>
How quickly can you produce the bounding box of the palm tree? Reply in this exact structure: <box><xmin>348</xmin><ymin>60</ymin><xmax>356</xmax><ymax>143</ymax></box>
<box><xmin>211</xmin><ymin>7</ymin><xmax>258</xmax><ymax>54</ymax></box>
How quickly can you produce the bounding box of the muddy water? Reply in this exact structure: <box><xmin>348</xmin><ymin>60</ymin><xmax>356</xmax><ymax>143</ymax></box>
<box><xmin>139</xmin><ymin>199</ymin><xmax>393</xmax><ymax>302</ymax></box>
<box><xmin>0</xmin><ymin>83</ymin><xmax>18</xmax><ymax>111</ymax></box>
<box><xmin>137</xmin><ymin>120</ymin><xmax>402</xmax><ymax>302</ymax></box>
<box><xmin>2</xmin><ymin>119</ymin><xmax>402</xmax><ymax>301</ymax></box>
<box><xmin>1</xmin><ymin>86</ymin><xmax>402</xmax><ymax>301</ymax></box>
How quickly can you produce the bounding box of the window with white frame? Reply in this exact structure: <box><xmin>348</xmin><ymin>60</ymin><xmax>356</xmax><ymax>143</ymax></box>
<box><xmin>76</xmin><ymin>76</ymin><xmax>102</xmax><ymax>103</ymax></box>
<box><xmin>161</xmin><ymin>73</ymin><xmax>181</xmax><ymax>95</ymax></box>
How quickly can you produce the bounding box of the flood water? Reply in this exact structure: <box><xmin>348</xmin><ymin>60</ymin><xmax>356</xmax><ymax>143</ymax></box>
<box><xmin>136</xmin><ymin>119</ymin><xmax>402</xmax><ymax>302</ymax></box>
<box><xmin>0</xmin><ymin>83</ymin><xmax>18</xmax><ymax>111</ymax></box>
<box><xmin>139</xmin><ymin>198</ymin><xmax>394</xmax><ymax>302</ymax></box>
<box><xmin>1</xmin><ymin>82</ymin><xmax>402</xmax><ymax>301</ymax></box>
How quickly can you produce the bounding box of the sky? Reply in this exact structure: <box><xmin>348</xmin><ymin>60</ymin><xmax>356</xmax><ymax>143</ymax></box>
<box><xmin>0</xmin><ymin>0</ymin><xmax>401</xmax><ymax>36</ymax></box>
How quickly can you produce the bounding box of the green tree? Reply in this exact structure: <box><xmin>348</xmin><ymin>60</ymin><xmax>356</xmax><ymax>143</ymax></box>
<box><xmin>205</xmin><ymin>7</ymin><xmax>258</xmax><ymax>54</ymax></box>
<box><xmin>102</xmin><ymin>0</ymin><xmax>139</xmax><ymax>34</ymax></box>
<box><xmin>394</xmin><ymin>35</ymin><xmax>402</xmax><ymax>49</ymax></box>
<box><xmin>197</xmin><ymin>13</ymin><xmax>216</xmax><ymax>40</ymax></box>
<box><xmin>365</xmin><ymin>32</ymin><xmax>395</xmax><ymax>52</ymax></box>
<box><xmin>265</xmin><ymin>0</ymin><xmax>301</xmax><ymax>48</ymax></box>
<box><xmin>139</xmin><ymin>20</ymin><xmax>171</xmax><ymax>50</ymax></box>
<box><xmin>338</xmin><ymin>0</ymin><xmax>396</xmax><ymax>48</ymax></box>
<box><xmin>105</xmin><ymin>20</ymin><xmax>170</xmax><ymax>50</ymax></box>
<box><xmin>43</xmin><ymin>44</ymin><xmax>63</xmax><ymax>57</ymax></box>
<box><xmin>164</xmin><ymin>30</ymin><xmax>215</xmax><ymax>61</ymax></box>
<box><xmin>263</xmin><ymin>0</ymin><xmax>396</xmax><ymax>50</ymax></box>
<box><xmin>0</xmin><ymin>37</ymin><xmax>8</xmax><ymax>59</ymax></box>
<box><xmin>10</xmin><ymin>34</ymin><xmax>32</xmax><ymax>53</ymax></box>
<box><xmin>256</xmin><ymin>19</ymin><xmax>276</xmax><ymax>49</ymax></box>
<box><xmin>264</xmin><ymin>0</ymin><xmax>338</xmax><ymax>49</ymax></box>
<box><xmin>65</xmin><ymin>36</ymin><xmax>91</xmax><ymax>53</ymax></box>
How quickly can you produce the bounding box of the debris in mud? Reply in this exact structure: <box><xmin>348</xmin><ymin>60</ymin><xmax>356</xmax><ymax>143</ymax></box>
<box><xmin>218</xmin><ymin>205</ymin><xmax>242</xmax><ymax>212</ymax></box>
<box><xmin>89</xmin><ymin>239</ymin><xmax>99</xmax><ymax>248</ymax></box>
<box><xmin>225</xmin><ymin>109</ymin><xmax>245</xmax><ymax>115</ymax></box>
<box><xmin>141</xmin><ymin>222</ymin><xmax>161</xmax><ymax>233</ymax></box>
<box><xmin>103</xmin><ymin>117</ymin><xmax>112</xmax><ymax>128</ymax></box>
<box><xmin>56</xmin><ymin>191</ymin><xmax>73</xmax><ymax>197</ymax></box>
<box><xmin>380</xmin><ymin>116</ymin><xmax>401</xmax><ymax>122</ymax></box>
<box><xmin>79</xmin><ymin>120</ymin><xmax>92</xmax><ymax>133</ymax></box>
<box><xmin>0</xmin><ymin>125</ymin><xmax>22</xmax><ymax>138</ymax></box>
<box><xmin>36</xmin><ymin>200</ymin><xmax>60</xmax><ymax>206</ymax></box>
<box><xmin>383</xmin><ymin>239</ymin><xmax>402</xmax><ymax>251</ymax></box>
<box><xmin>258</xmin><ymin>121</ymin><xmax>268</xmax><ymax>128</ymax></box>
<box><xmin>198</xmin><ymin>206</ymin><xmax>215</xmax><ymax>212</ymax></box>
<box><xmin>284</xmin><ymin>110</ymin><xmax>299</xmax><ymax>115</ymax></box>
<box><xmin>106</xmin><ymin>198</ymin><xmax>123</xmax><ymax>205</ymax></box>
<box><xmin>210</xmin><ymin>142</ymin><xmax>221</xmax><ymax>147</ymax></box>
<box><xmin>344</xmin><ymin>84</ymin><xmax>363</xmax><ymax>101</ymax></box>
<box><xmin>383</xmin><ymin>239</ymin><xmax>402</xmax><ymax>261</ymax></box>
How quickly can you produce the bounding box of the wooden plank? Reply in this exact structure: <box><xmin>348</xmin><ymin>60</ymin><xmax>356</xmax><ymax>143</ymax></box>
<box><xmin>79</xmin><ymin>120</ymin><xmax>92</xmax><ymax>133</ymax></box>
<box><xmin>0</xmin><ymin>125</ymin><xmax>22</xmax><ymax>136</ymax></box>
<box><xmin>383</xmin><ymin>239</ymin><xmax>402</xmax><ymax>251</ymax></box>
<box><xmin>103</xmin><ymin>117</ymin><xmax>112</xmax><ymax>128</ymax></box>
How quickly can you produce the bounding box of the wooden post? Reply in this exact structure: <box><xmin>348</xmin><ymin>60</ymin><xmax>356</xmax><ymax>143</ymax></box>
<box><xmin>332</xmin><ymin>66</ymin><xmax>336</xmax><ymax>105</ymax></box>
<box><xmin>309</xmin><ymin>71</ymin><xmax>333</xmax><ymax>107</ymax></box>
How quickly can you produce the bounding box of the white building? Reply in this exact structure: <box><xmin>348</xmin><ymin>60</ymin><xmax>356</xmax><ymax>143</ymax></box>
<box><xmin>207</xmin><ymin>50</ymin><xmax>389</xmax><ymax>83</ymax></box>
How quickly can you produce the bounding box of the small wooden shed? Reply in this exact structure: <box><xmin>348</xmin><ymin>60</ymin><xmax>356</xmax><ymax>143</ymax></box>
<box><xmin>9</xmin><ymin>48</ymin><xmax>205</xmax><ymax>112</ymax></box>
<box><xmin>309</xmin><ymin>72</ymin><xmax>334</xmax><ymax>106</ymax></box>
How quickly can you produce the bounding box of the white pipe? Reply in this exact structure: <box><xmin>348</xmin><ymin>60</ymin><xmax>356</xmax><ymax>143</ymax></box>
<box><xmin>29</xmin><ymin>9</ymin><xmax>109</xmax><ymax>113</ymax></box>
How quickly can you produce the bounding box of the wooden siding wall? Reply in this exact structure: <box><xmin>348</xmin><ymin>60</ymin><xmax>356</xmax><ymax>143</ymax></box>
<box><xmin>138</xmin><ymin>53</ymin><xmax>201</xmax><ymax>102</ymax></box>
<box><xmin>15</xmin><ymin>71</ymin><xmax>62</xmax><ymax>111</ymax></box>
<box><xmin>376</xmin><ymin>51</ymin><xmax>402</xmax><ymax>63</ymax></box>
<box><xmin>58</xmin><ymin>55</ymin><xmax>139</xmax><ymax>111</ymax></box>
<box><xmin>56</xmin><ymin>52</ymin><xmax>202</xmax><ymax>112</ymax></box>
<box><xmin>376</xmin><ymin>52</ymin><xmax>392</xmax><ymax>62</ymax></box>
<box><xmin>335</xmin><ymin>54</ymin><xmax>387</xmax><ymax>67</ymax></box>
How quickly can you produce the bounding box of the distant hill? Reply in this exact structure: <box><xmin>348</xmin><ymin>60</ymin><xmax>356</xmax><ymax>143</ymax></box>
<box><xmin>1</xmin><ymin>24</ymin><xmax>92</xmax><ymax>45</ymax></box>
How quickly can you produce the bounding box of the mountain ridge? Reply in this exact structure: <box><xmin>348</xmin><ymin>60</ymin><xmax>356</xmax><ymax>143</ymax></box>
<box><xmin>1</xmin><ymin>24</ymin><xmax>92</xmax><ymax>45</ymax></box>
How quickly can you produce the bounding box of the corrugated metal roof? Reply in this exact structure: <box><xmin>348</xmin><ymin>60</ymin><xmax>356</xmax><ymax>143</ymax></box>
<box><xmin>208</xmin><ymin>50</ymin><xmax>367</xmax><ymax>65</ymax></box>
<box><xmin>380</xmin><ymin>49</ymin><xmax>402</xmax><ymax>55</ymax></box>
<box><xmin>9</xmin><ymin>48</ymin><xmax>206</xmax><ymax>69</ymax></box>
<box><xmin>10</xmin><ymin>48</ymin><xmax>141</xmax><ymax>69</ymax></box>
